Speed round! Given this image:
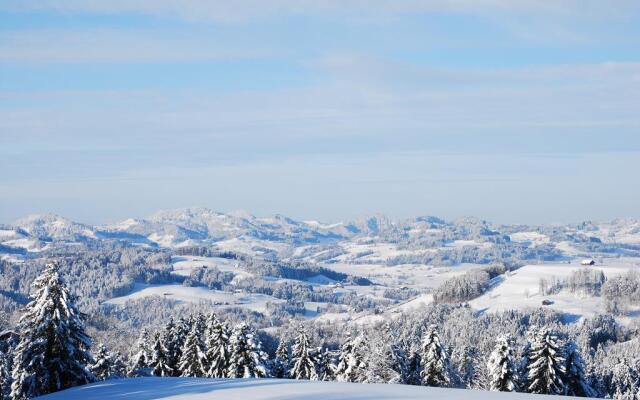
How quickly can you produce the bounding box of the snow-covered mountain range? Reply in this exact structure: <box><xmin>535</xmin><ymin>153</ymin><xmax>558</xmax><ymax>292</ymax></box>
<box><xmin>1</xmin><ymin>208</ymin><xmax>639</xmax><ymax>261</ymax></box>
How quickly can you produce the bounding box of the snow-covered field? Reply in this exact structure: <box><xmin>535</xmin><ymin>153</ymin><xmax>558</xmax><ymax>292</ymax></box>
<box><xmin>105</xmin><ymin>284</ymin><xmax>284</xmax><ymax>312</ymax></box>
<box><xmin>322</xmin><ymin>261</ymin><xmax>484</xmax><ymax>291</ymax></box>
<box><xmin>171</xmin><ymin>256</ymin><xmax>246</xmax><ymax>278</ymax></box>
<box><xmin>329</xmin><ymin>240</ymin><xmax>437</xmax><ymax>263</ymax></box>
<box><xmin>36</xmin><ymin>377</ymin><xmax>568</xmax><ymax>400</ymax></box>
<box><xmin>104</xmin><ymin>256</ymin><xmax>352</xmax><ymax>319</ymax></box>
<box><xmin>470</xmin><ymin>258</ymin><xmax>640</xmax><ymax>322</ymax></box>
<box><xmin>509</xmin><ymin>232</ymin><xmax>550</xmax><ymax>246</ymax></box>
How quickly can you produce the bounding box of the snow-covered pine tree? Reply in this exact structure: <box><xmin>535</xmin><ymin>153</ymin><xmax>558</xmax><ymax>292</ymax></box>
<box><xmin>201</xmin><ymin>313</ymin><xmax>216</xmax><ymax>373</ymax></box>
<box><xmin>150</xmin><ymin>332</ymin><xmax>173</xmax><ymax>377</ymax></box>
<box><xmin>194</xmin><ymin>312</ymin><xmax>207</xmax><ymax>342</ymax></box>
<box><xmin>335</xmin><ymin>333</ymin><xmax>367</xmax><ymax>383</ymax></box>
<box><xmin>584</xmin><ymin>358</ymin><xmax>606</xmax><ymax>398</ymax></box>
<box><xmin>10</xmin><ymin>262</ymin><xmax>95</xmax><ymax>400</ymax></box>
<box><xmin>205</xmin><ymin>316</ymin><xmax>231</xmax><ymax>378</ymax></box>
<box><xmin>272</xmin><ymin>338</ymin><xmax>290</xmax><ymax>379</ymax></box>
<box><xmin>178</xmin><ymin>325</ymin><xmax>207</xmax><ymax>377</ymax></box>
<box><xmin>169</xmin><ymin>317</ymin><xmax>190</xmax><ymax>376</ymax></box>
<box><xmin>518</xmin><ymin>326</ymin><xmax>537</xmax><ymax>385</ymax></box>
<box><xmin>289</xmin><ymin>326</ymin><xmax>317</xmax><ymax>380</ymax></box>
<box><xmin>91</xmin><ymin>344</ymin><xmax>113</xmax><ymax>381</ymax></box>
<box><xmin>0</xmin><ymin>349</ymin><xmax>11</xmax><ymax>400</ymax></box>
<box><xmin>227</xmin><ymin>323</ymin><xmax>266</xmax><ymax>378</ymax></box>
<box><xmin>204</xmin><ymin>312</ymin><xmax>217</xmax><ymax>336</ymax></box>
<box><xmin>110</xmin><ymin>351</ymin><xmax>127</xmax><ymax>378</ymax></box>
<box><xmin>316</xmin><ymin>347</ymin><xmax>336</xmax><ymax>382</ymax></box>
<box><xmin>127</xmin><ymin>328</ymin><xmax>152</xmax><ymax>377</ymax></box>
<box><xmin>420</xmin><ymin>324</ymin><xmax>450</xmax><ymax>387</ymax></box>
<box><xmin>0</xmin><ymin>331</ymin><xmax>17</xmax><ymax>400</ymax></box>
<box><xmin>404</xmin><ymin>350</ymin><xmax>422</xmax><ymax>386</ymax></box>
<box><xmin>364</xmin><ymin>323</ymin><xmax>406</xmax><ymax>384</ymax></box>
<box><xmin>160</xmin><ymin>318</ymin><xmax>180</xmax><ymax>376</ymax></box>
<box><xmin>487</xmin><ymin>335</ymin><xmax>518</xmax><ymax>392</ymax></box>
<box><xmin>525</xmin><ymin>328</ymin><xmax>566</xmax><ymax>395</ymax></box>
<box><xmin>455</xmin><ymin>345</ymin><xmax>485</xmax><ymax>389</ymax></box>
<box><xmin>563</xmin><ymin>342</ymin><xmax>594</xmax><ymax>397</ymax></box>
<box><xmin>610</xmin><ymin>358</ymin><xmax>639</xmax><ymax>399</ymax></box>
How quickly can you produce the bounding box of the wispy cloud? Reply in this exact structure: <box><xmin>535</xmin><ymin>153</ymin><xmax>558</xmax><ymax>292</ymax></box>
<box><xmin>2</xmin><ymin>60</ymin><xmax>639</xmax><ymax>160</ymax></box>
<box><xmin>0</xmin><ymin>29</ymin><xmax>270</xmax><ymax>64</ymax></box>
<box><xmin>4</xmin><ymin>0</ymin><xmax>639</xmax><ymax>22</ymax></box>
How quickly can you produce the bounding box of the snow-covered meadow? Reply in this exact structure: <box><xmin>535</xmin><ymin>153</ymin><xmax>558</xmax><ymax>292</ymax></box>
<box><xmin>470</xmin><ymin>258</ymin><xmax>640</xmax><ymax>323</ymax></box>
<box><xmin>36</xmin><ymin>377</ymin><xmax>570</xmax><ymax>400</ymax></box>
<box><xmin>106</xmin><ymin>283</ymin><xmax>285</xmax><ymax>313</ymax></box>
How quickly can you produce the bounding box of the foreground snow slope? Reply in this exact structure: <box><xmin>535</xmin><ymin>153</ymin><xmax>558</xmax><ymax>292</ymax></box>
<box><xmin>37</xmin><ymin>377</ymin><xmax>572</xmax><ymax>400</ymax></box>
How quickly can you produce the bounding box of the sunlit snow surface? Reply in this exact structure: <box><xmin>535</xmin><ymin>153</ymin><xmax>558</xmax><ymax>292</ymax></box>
<box><xmin>105</xmin><ymin>284</ymin><xmax>284</xmax><ymax>312</ymax></box>
<box><xmin>470</xmin><ymin>258</ymin><xmax>640</xmax><ymax>324</ymax></box>
<box><xmin>36</xmin><ymin>377</ymin><xmax>571</xmax><ymax>400</ymax></box>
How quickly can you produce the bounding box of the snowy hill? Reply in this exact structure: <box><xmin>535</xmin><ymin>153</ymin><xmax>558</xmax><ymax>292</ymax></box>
<box><xmin>469</xmin><ymin>259</ymin><xmax>639</xmax><ymax>322</ymax></box>
<box><xmin>100</xmin><ymin>207</ymin><xmax>349</xmax><ymax>247</ymax></box>
<box><xmin>36</xmin><ymin>377</ymin><xmax>569</xmax><ymax>400</ymax></box>
<box><xmin>13</xmin><ymin>214</ymin><xmax>97</xmax><ymax>242</ymax></box>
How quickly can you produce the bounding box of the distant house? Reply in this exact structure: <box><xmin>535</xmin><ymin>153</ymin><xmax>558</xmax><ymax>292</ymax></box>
<box><xmin>581</xmin><ymin>259</ymin><xmax>596</xmax><ymax>266</ymax></box>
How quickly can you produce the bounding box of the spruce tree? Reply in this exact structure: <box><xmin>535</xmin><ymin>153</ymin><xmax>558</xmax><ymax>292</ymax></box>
<box><xmin>91</xmin><ymin>344</ymin><xmax>113</xmax><ymax>381</ymax></box>
<box><xmin>420</xmin><ymin>324</ymin><xmax>450</xmax><ymax>387</ymax></box>
<box><xmin>227</xmin><ymin>323</ymin><xmax>266</xmax><ymax>378</ymax></box>
<box><xmin>456</xmin><ymin>345</ymin><xmax>485</xmax><ymax>389</ymax></box>
<box><xmin>205</xmin><ymin>316</ymin><xmax>231</xmax><ymax>378</ymax></box>
<box><xmin>487</xmin><ymin>335</ymin><xmax>518</xmax><ymax>392</ymax></box>
<box><xmin>335</xmin><ymin>333</ymin><xmax>367</xmax><ymax>383</ymax></box>
<box><xmin>128</xmin><ymin>328</ymin><xmax>152</xmax><ymax>377</ymax></box>
<box><xmin>161</xmin><ymin>318</ymin><xmax>180</xmax><ymax>376</ymax></box>
<box><xmin>0</xmin><ymin>349</ymin><xmax>11</xmax><ymax>400</ymax></box>
<box><xmin>365</xmin><ymin>324</ymin><xmax>405</xmax><ymax>384</ymax></box>
<box><xmin>199</xmin><ymin>313</ymin><xmax>212</xmax><ymax>374</ymax></box>
<box><xmin>110</xmin><ymin>351</ymin><xmax>127</xmax><ymax>378</ymax></box>
<box><xmin>194</xmin><ymin>313</ymin><xmax>207</xmax><ymax>343</ymax></box>
<box><xmin>272</xmin><ymin>338</ymin><xmax>289</xmax><ymax>379</ymax></box>
<box><xmin>405</xmin><ymin>350</ymin><xmax>422</xmax><ymax>386</ymax></box>
<box><xmin>150</xmin><ymin>333</ymin><xmax>173</xmax><ymax>377</ymax></box>
<box><xmin>178</xmin><ymin>325</ymin><xmax>207</xmax><ymax>377</ymax></box>
<box><xmin>316</xmin><ymin>347</ymin><xmax>336</xmax><ymax>382</ymax></box>
<box><xmin>611</xmin><ymin>358</ymin><xmax>638</xmax><ymax>399</ymax></box>
<box><xmin>563</xmin><ymin>342</ymin><xmax>594</xmax><ymax>397</ymax></box>
<box><xmin>0</xmin><ymin>333</ymin><xmax>16</xmax><ymax>400</ymax></box>
<box><xmin>10</xmin><ymin>262</ymin><xmax>94</xmax><ymax>400</ymax></box>
<box><xmin>170</xmin><ymin>317</ymin><xmax>190</xmax><ymax>376</ymax></box>
<box><xmin>526</xmin><ymin>328</ymin><xmax>566</xmax><ymax>395</ymax></box>
<box><xmin>289</xmin><ymin>326</ymin><xmax>317</xmax><ymax>380</ymax></box>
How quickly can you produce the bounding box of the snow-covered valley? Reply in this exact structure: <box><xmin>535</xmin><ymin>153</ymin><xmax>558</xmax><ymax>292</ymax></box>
<box><xmin>3</xmin><ymin>209</ymin><xmax>640</xmax><ymax>327</ymax></box>
<box><xmin>3</xmin><ymin>209</ymin><xmax>640</xmax><ymax>400</ymax></box>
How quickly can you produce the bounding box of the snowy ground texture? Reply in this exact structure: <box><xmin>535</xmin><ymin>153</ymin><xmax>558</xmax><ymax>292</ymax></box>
<box><xmin>36</xmin><ymin>377</ymin><xmax>573</xmax><ymax>400</ymax></box>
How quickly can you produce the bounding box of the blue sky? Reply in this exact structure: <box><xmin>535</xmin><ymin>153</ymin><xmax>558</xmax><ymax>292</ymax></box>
<box><xmin>1</xmin><ymin>1</ymin><xmax>639</xmax><ymax>224</ymax></box>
